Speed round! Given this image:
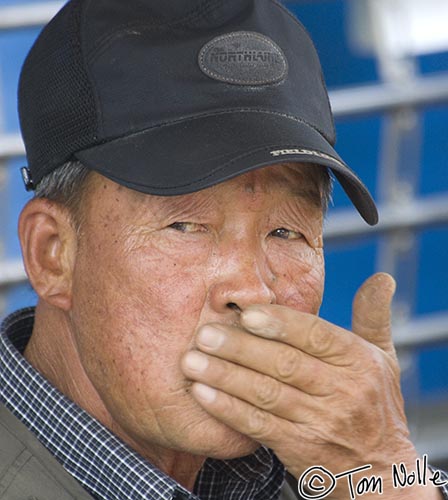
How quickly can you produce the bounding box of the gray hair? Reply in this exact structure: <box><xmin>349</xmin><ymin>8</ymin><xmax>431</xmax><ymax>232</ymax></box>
<box><xmin>34</xmin><ymin>160</ymin><xmax>92</xmax><ymax>230</ymax></box>
<box><xmin>34</xmin><ymin>160</ymin><xmax>333</xmax><ymax>227</ymax></box>
<box><xmin>316</xmin><ymin>167</ymin><xmax>333</xmax><ymax>214</ymax></box>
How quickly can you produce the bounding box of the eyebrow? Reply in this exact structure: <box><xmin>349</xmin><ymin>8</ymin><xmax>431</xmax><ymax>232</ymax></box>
<box><xmin>287</xmin><ymin>187</ymin><xmax>322</xmax><ymax>207</ymax></box>
<box><xmin>257</xmin><ymin>173</ymin><xmax>323</xmax><ymax>207</ymax></box>
<box><xmin>133</xmin><ymin>190</ymin><xmax>217</xmax><ymax>222</ymax></box>
<box><xmin>272</xmin><ymin>164</ymin><xmax>325</xmax><ymax>207</ymax></box>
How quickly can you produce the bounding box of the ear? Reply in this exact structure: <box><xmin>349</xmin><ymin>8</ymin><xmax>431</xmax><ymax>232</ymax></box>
<box><xmin>18</xmin><ymin>198</ymin><xmax>77</xmax><ymax>311</ymax></box>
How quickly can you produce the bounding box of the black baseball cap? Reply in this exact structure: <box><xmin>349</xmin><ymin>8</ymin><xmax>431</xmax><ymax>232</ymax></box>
<box><xmin>18</xmin><ymin>0</ymin><xmax>378</xmax><ymax>225</ymax></box>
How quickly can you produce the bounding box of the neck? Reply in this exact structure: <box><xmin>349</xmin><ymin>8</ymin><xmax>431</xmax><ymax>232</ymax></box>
<box><xmin>149</xmin><ymin>452</ymin><xmax>206</xmax><ymax>491</ymax></box>
<box><xmin>24</xmin><ymin>301</ymin><xmax>205</xmax><ymax>491</ymax></box>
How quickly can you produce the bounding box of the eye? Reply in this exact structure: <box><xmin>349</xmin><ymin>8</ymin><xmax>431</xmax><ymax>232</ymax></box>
<box><xmin>168</xmin><ymin>222</ymin><xmax>206</xmax><ymax>233</ymax></box>
<box><xmin>269</xmin><ymin>227</ymin><xmax>303</xmax><ymax>240</ymax></box>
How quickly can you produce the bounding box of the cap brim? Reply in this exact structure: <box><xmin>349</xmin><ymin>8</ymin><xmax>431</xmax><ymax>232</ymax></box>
<box><xmin>76</xmin><ymin>110</ymin><xmax>378</xmax><ymax>225</ymax></box>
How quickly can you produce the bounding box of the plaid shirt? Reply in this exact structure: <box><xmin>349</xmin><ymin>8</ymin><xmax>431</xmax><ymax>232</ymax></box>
<box><xmin>0</xmin><ymin>308</ymin><xmax>285</xmax><ymax>500</ymax></box>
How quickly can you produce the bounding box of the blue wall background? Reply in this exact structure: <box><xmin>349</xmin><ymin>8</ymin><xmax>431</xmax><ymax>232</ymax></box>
<box><xmin>1</xmin><ymin>0</ymin><xmax>447</xmax><ymax>401</ymax></box>
<box><xmin>285</xmin><ymin>0</ymin><xmax>448</xmax><ymax>402</ymax></box>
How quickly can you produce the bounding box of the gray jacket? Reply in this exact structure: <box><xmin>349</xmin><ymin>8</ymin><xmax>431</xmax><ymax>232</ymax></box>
<box><xmin>0</xmin><ymin>404</ymin><xmax>298</xmax><ymax>500</ymax></box>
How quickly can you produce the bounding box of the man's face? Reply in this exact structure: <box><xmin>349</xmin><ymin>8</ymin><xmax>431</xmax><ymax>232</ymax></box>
<box><xmin>68</xmin><ymin>163</ymin><xmax>325</xmax><ymax>461</ymax></box>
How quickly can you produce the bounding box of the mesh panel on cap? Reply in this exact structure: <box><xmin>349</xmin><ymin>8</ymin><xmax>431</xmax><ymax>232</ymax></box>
<box><xmin>18</xmin><ymin>0</ymin><xmax>98</xmax><ymax>185</ymax></box>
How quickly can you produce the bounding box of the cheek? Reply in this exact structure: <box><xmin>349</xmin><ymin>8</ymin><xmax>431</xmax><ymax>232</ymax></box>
<box><xmin>76</xmin><ymin>230</ymin><xmax>208</xmax><ymax>325</ymax></box>
<box><xmin>268</xmin><ymin>245</ymin><xmax>325</xmax><ymax>313</ymax></box>
<box><xmin>70</xmin><ymin>234</ymin><xmax>210</xmax><ymax>402</ymax></box>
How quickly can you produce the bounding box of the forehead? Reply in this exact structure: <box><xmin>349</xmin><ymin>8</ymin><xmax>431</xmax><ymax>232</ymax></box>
<box><xmin>233</xmin><ymin>162</ymin><xmax>323</xmax><ymax>199</ymax></box>
<box><xmin>86</xmin><ymin>162</ymin><xmax>325</xmax><ymax>215</ymax></box>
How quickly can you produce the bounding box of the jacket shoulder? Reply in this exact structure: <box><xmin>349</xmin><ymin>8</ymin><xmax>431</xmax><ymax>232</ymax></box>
<box><xmin>278</xmin><ymin>472</ymin><xmax>301</xmax><ymax>500</ymax></box>
<box><xmin>0</xmin><ymin>404</ymin><xmax>94</xmax><ymax>499</ymax></box>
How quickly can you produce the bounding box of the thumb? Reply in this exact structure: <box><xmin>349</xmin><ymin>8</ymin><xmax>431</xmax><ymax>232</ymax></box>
<box><xmin>352</xmin><ymin>272</ymin><xmax>397</xmax><ymax>357</ymax></box>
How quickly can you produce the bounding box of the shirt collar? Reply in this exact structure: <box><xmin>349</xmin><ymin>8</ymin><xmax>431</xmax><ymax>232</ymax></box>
<box><xmin>0</xmin><ymin>308</ymin><xmax>284</xmax><ymax>500</ymax></box>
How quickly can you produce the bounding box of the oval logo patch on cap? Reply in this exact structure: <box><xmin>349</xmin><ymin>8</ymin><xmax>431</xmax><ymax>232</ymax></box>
<box><xmin>198</xmin><ymin>31</ymin><xmax>288</xmax><ymax>86</ymax></box>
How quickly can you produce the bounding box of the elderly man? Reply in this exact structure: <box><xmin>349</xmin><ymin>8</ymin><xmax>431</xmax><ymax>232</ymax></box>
<box><xmin>0</xmin><ymin>0</ymin><xmax>447</xmax><ymax>499</ymax></box>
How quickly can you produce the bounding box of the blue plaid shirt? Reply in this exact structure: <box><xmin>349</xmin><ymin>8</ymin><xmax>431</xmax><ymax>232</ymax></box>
<box><xmin>0</xmin><ymin>308</ymin><xmax>285</xmax><ymax>500</ymax></box>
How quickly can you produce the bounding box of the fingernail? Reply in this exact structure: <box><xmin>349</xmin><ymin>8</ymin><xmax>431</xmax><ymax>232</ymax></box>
<box><xmin>197</xmin><ymin>326</ymin><xmax>226</xmax><ymax>349</ymax></box>
<box><xmin>242</xmin><ymin>309</ymin><xmax>282</xmax><ymax>337</ymax></box>
<box><xmin>193</xmin><ymin>383</ymin><xmax>217</xmax><ymax>403</ymax></box>
<box><xmin>183</xmin><ymin>351</ymin><xmax>209</xmax><ymax>372</ymax></box>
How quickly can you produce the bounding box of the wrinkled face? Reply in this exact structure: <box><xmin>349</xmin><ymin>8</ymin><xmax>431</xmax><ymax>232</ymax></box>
<box><xmin>69</xmin><ymin>163</ymin><xmax>325</xmax><ymax>460</ymax></box>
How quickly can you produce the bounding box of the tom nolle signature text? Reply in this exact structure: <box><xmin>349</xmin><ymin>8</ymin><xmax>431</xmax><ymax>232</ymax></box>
<box><xmin>298</xmin><ymin>454</ymin><xmax>447</xmax><ymax>499</ymax></box>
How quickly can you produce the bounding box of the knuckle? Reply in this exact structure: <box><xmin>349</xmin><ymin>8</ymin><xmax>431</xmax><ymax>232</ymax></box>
<box><xmin>304</xmin><ymin>363</ymin><xmax>333</xmax><ymax>396</ymax></box>
<box><xmin>307</xmin><ymin>319</ymin><xmax>333</xmax><ymax>355</ymax></box>
<box><xmin>247</xmin><ymin>407</ymin><xmax>270</xmax><ymax>438</ymax></box>
<box><xmin>354</xmin><ymin>346</ymin><xmax>386</xmax><ymax>378</ymax></box>
<box><xmin>274</xmin><ymin>346</ymin><xmax>300</xmax><ymax>380</ymax></box>
<box><xmin>253</xmin><ymin>376</ymin><xmax>281</xmax><ymax>409</ymax></box>
<box><xmin>349</xmin><ymin>359</ymin><xmax>384</xmax><ymax>405</ymax></box>
<box><xmin>215</xmin><ymin>359</ymin><xmax>236</xmax><ymax>387</ymax></box>
<box><xmin>368</xmin><ymin>348</ymin><xmax>385</xmax><ymax>375</ymax></box>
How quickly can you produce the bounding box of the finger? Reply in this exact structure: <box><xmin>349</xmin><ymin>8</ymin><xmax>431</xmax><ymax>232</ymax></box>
<box><xmin>239</xmin><ymin>305</ymin><xmax>362</xmax><ymax>366</ymax></box>
<box><xmin>194</xmin><ymin>324</ymin><xmax>338</xmax><ymax>396</ymax></box>
<box><xmin>351</xmin><ymin>272</ymin><xmax>397</xmax><ymax>358</ymax></box>
<box><xmin>190</xmin><ymin>381</ymin><xmax>291</xmax><ymax>448</ymax></box>
<box><xmin>181</xmin><ymin>349</ymin><xmax>316</xmax><ymax>422</ymax></box>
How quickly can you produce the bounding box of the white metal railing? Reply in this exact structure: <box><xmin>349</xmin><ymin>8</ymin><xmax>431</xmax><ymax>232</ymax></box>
<box><xmin>0</xmin><ymin>134</ymin><xmax>25</xmax><ymax>158</ymax></box>
<box><xmin>0</xmin><ymin>2</ymin><xmax>62</xmax><ymax>30</ymax></box>
<box><xmin>331</xmin><ymin>73</ymin><xmax>448</xmax><ymax>117</ymax></box>
<box><xmin>325</xmin><ymin>194</ymin><xmax>448</xmax><ymax>241</ymax></box>
<box><xmin>0</xmin><ymin>259</ymin><xmax>26</xmax><ymax>289</ymax></box>
<box><xmin>394</xmin><ymin>312</ymin><xmax>448</xmax><ymax>348</ymax></box>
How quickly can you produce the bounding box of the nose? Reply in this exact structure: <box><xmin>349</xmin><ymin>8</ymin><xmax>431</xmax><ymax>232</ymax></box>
<box><xmin>208</xmin><ymin>244</ymin><xmax>276</xmax><ymax>314</ymax></box>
